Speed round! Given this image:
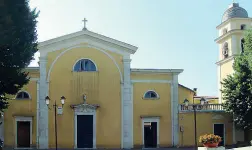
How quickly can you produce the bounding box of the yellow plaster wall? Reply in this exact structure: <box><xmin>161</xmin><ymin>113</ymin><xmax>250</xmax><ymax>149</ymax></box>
<box><xmin>178</xmin><ymin>112</ymin><xmax>233</xmax><ymax>147</ymax></box>
<box><xmin>131</xmin><ymin>73</ymin><xmax>172</xmax><ymax>81</ymax></box>
<box><xmin>178</xmin><ymin>86</ymin><xmax>194</xmax><ymax>104</ymax></box>
<box><xmin>4</xmin><ymin>79</ymin><xmax>38</xmax><ymax>147</ymax></box>
<box><xmin>133</xmin><ymin>82</ymin><xmax>172</xmax><ymax>147</ymax></box>
<box><xmin>47</xmin><ymin>46</ymin><xmax>123</xmax><ymax>148</ymax></box>
<box><xmin>220</xmin><ymin>60</ymin><xmax>233</xmax><ymax>102</ymax></box>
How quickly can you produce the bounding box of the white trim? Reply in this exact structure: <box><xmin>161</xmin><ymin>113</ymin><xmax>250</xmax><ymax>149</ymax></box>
<box><xmin>38</xmin><ymin>56</ymin><xmax>49</xmax><ymax>149</ymax></box>
<box><xmin>216</xmin><ymin>55</ymin><xmax>234</xmax><ymax>66</ymax></box>
<box><xmin>141</xmin><ymin>117</ymin><xmax>160</xmax><ymax>148</ymax></box>
<box><xmin>122</xmin><ymin>57</ymin><xmax>133</xmax><ymax>148</ymax></box>
<box><xmin>215</xmin><ymin>30</ymin><xmax>242</xmax><ymax>43</ymax></box>
<box><xmin>72</xmin><ymin>58</ymin><xmax>98</xmax><ymax>71</ymax></box>
<box><xmin>36</xmin><ymin>81</ymin><xmax>40</xmax><ymax>149</ymax></box>
<box><xmin>131</xmin><ymin>69</ymin><xmax>183</xmax><ymax>74</ymax></box>
<box><xmin>216</xmin><ymin>18</ymin><xmax>252</xmax><ymax>30</ymax></box>
<box><xmin>38</xmin><ymin>30</ymin><xmax>138</xmax><ymax>54</ymax></box>
<box><xmin>15</xmin><ymin>116</ymin><xmax>33</xmax><ymax>148</ymax></box>
<box><xmin>74</xmin><ymin>107</ymin><xmax>96</xmax><ymax>149</ymax></box>
<box><xmin>213</xmin><ymin>123</ymin><xmax>225</xmax><ymax>146</ymax></box>
<box><xmin>172</xmin><ymin>74</ymin><xmax>179</xmax><ymax>146</ymax></box>
<box><xmin>47</xmin><ymin>45</ymin><xmax>123</xmax><ymax>83</ymax></box>
<box><xmin>15</xmin><ymin>91</ymin><xmax>32</xmax><ymax>99</ymax></box>
<box><xmin>143</xmin><ymin>90</ymin><xmax>160</xmax><ymax>99</ymax></box>
<box><xmin>131</xmin><ymin>80</ymin><xmax>171</xmax><ymax>84</ymax></box>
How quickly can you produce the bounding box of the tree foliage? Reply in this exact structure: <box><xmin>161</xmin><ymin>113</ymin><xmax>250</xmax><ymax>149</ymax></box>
<box><xmin>0</xmin><ymin>0</ymin><xmax>39</xmax><ymax>111</ymax></box>
<box><xmin>221</xmin><ymin>29</ymin><xmax>252</xmax><ymax>130</ymax></box>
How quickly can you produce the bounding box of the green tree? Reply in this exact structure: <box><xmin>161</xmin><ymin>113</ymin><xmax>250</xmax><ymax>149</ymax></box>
<box><xmin>222</xmin><ymin>54</ymin><xmax>252</xmax><ymax>130</ymax></box>
<box><xmin>0</xmin><ymin>0</ymin><xmax>39</xmax><ymax>111</ymax></box>
<box><xmin>221</xmin><ymin>29</ymin><xmax>252</xmax><ymax>142</ymax></box>
<box><xmin>244</xmin><ymin>30</ymin><xmax>252</xmax><ymax>69</ymax></box>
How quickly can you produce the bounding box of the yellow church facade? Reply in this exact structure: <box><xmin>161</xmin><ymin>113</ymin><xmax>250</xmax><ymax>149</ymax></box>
<box><xmin>0</xmin><ymin>2</ymin><xmax>250</xmax><ymax>149</ymax></box>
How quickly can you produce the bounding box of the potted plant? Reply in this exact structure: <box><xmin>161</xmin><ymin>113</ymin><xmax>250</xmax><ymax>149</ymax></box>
<box><xmin>199</xmin><ymin>134</ymin><xmax>222</xmax><ymax>148</ymax></box>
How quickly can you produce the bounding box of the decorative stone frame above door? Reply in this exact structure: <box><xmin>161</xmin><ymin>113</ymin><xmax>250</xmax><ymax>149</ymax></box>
<box><xmin>71</xmin><ymin>103</ymin><xmax>99</xmax><ymax>149</ymax></box>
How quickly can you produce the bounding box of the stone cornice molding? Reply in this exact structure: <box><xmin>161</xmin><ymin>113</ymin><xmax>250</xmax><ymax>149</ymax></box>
<box><xmin>38</xmin><ymin>30</ymin><xmax>138</xmax><ymax>56</ymax></box>
<box><xmin>215</xmin><ymin>29</ymin><xmax>243</xmax><ymax>43</ymax></box>
<box><xmin>216</xmin><ymin>55</ymin><xmax>235</xmax><ymax>65</ymax></box>
<box><xmin>131</xmin><ymin>69</ymin><xmax>183</xmax><ymax>74</ymax></box>
<box><xmin>216</xmin><ymin>18</ymin><xmax>252</xmax><ymax>29</ymax></box>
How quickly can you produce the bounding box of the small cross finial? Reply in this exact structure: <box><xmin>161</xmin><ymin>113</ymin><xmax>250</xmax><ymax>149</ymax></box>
<box><xmin>82</xmin><ymin>18</ymin><xmax>88</xmax><ymax>30</ymax></box>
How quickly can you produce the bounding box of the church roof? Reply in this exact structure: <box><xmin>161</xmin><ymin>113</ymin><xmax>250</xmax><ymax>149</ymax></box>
<box><xmin>38</xmin><ymin>29</ymin><xmax>138</xmax><ymax>54</ymax></box>
<box><xmin>222</xmin><ymin>3</ymin><xmax>249</xmax><ymax>22</ymax></box>
<box><xmin>131</xmin><ymin>68</ymin><xmax>183</xmax><ymax>74</ymax></box>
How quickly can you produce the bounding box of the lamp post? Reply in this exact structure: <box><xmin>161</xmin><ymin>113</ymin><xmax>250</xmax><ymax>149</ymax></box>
<box><xmin>184</xmin><ymin>98</ymin><xmax>205</xmax><ymax>150</ymax></box>
<box><xmin>45</xmin><ymin>96</ymin><xmax>66</xmax><ymax>150</ymax></box>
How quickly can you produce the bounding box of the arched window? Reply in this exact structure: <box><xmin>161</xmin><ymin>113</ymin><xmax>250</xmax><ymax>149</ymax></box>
<box><xmin>143</xmin><ymin>90</ymin><xmax>159</xmax><ymax>99</ymax></box>
<box><xmin>241</xmin><ymin>24</ymin><xmax>246</xmax><ymax>30</ymax></box>
<box><xmin>241</xmin><ymin>38</ymin><xmax>245</xmax><ymax>53</ymax></box>
<box><xmin>16</xmin><ymin>91</ymin><xmax>30</xmax><ymax>99</ymax></box>
<box><xmin>222</xmin><ymin>42</ymin><xmax>229</xmax><ymax>59</ymax></box>
<box><xmin>73</xmin><ymin>59</ymin><xmax>97</xmax><ymax>72</ymax></box>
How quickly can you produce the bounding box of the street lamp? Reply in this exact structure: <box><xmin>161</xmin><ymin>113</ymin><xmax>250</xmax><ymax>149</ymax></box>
<box><xmin>184</xmin><ymin>98</ymin><xmax>205</xmax><ymax>150</ymax></box>
<box><xmin>45</xmin><ymin>96</ymin><xmax>66</xmax><ymax>150</ymax></box>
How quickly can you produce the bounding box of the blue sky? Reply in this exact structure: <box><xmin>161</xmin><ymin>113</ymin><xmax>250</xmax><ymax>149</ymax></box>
<box><xmin>29</xmin><ymin>0</ymin><xmax>252</xmax><ymax>96</ymax></box>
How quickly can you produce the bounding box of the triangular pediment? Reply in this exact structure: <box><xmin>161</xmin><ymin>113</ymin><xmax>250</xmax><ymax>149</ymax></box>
<box><xmin>38</xmin><ymin>29</ymin><xmax>138</xmax><ymax>56</ymax></box>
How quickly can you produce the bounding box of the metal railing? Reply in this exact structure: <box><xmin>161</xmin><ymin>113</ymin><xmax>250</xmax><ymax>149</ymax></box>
<box><xmin>179</xmin><ymin>104</ymin><xmax>224</xmax><ymax>112</ymax></box>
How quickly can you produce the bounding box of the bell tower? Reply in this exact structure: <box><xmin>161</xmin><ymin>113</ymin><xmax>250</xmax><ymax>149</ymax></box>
<box><xmin>215</xmin><ymin>3</ymin><xmax>252</xmax><ymax>103</ymax></box>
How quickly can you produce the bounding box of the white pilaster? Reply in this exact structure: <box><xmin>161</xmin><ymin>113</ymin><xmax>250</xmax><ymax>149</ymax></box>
<box><xmin>36</xmin><ymin>80</ymin><xmax>40</xmax><ymax>149</ymax></box>
<box><xmin>231</xmin><ymin>35</ymin><xmax>237</xmax><ymax>55</ymax></box>
<box><xmin>171</xmin><ymin>74</ymin><xmax>179</xmax><ymax>146</ymax></box>
<box><xmin>38</xmin><ymin>56</ymin><xmax>49</xmax><ymax>149</ymax></box>
<box><xmin>122</xmin><ymin>56</ymin><xmax>133</xmax><ymax>149</ymax></box>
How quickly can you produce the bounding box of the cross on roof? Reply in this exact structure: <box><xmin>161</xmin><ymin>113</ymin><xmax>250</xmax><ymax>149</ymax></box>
<box><xmin>82</xmin><ymin>18</ymin><xmax>88</xmax><ymax>30</ymax></box>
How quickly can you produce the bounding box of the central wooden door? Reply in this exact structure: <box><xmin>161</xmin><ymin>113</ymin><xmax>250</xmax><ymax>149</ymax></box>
<box><xmin>77</xmin><ymin>115</ymin><xmax>93</xmax><ymax>148</ymax></box>
<box><xmin>17</xmin><ymin>121</ymin><xmax>30</xmax><ymax>148</ymax></box>
<box><xmin>144</xmin><ymin>122</ymin><xmax>157</xmax><ymax>148</ymax></box>
<box><xmin>214</xmin><ymin>124</ymin><xmax>225</xmax><ymax>146</ymax></box>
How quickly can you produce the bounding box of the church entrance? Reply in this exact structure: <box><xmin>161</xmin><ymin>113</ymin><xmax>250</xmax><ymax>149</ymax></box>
<box><xmin>16</xmin><ymin>121</ymin><xmax>31</xmax><ymax>148</ymax></box>
<box><xmin>214</xmin><ymin>124</ymin><xmax>225</xmax><ymax>146</ymax></box>
<box><xmin>77</xmin><ymin>115</ymin><xmax>93</xmax><ymax>148</ymax></box>
<box><xmin>144</xmin><ymin>122</ymin><xmax>157</xmax><ymax>148</ymax></box>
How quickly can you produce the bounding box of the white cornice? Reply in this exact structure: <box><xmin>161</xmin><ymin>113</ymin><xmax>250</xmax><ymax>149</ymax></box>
<box><xmin>215</xmin><ymin>29</ymin><xmax>243</xmax><ymax>43</ymax></box>
<box><xmin>131</xmin><ymin>79</ymin><xmax>171</xmax><ymax>84</ymax></box>
<box><xmin>216</xmin><ymin>18</ymin><xmax>252</xmax><ymax>29</ymax></box>
<box><xmin>38</xmin><ymin>30</ymin><xmax>138</xmax><ymax>55</ymax></box>
<box><xmin>216</xmin><ymin>55</ymin><xmax>234</xmax><ymax>65</ymax></box>
<box><xmin>131</xmin><ymin>68</ymin><xmax>183</xmax><ymax>74</ymax></box>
